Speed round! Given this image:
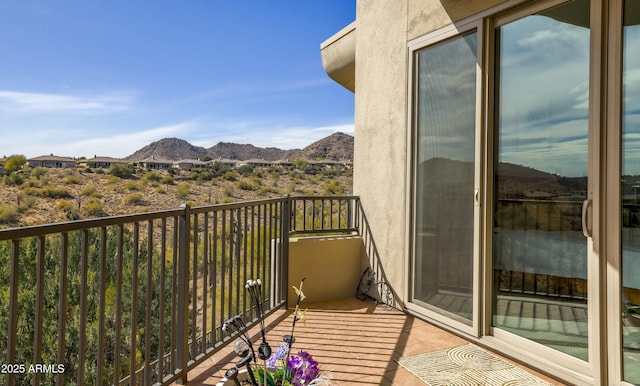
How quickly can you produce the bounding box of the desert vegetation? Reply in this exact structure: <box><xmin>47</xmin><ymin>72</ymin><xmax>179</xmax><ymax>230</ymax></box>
<box><xmin>0</xmin><ymin>156</ymin><xmax>352</xmax><ymax>228</ymax></box>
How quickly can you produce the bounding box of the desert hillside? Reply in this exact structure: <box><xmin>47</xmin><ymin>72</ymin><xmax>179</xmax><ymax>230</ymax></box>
<box><xmin>0</xmin><ymin>164</ymin><xmax>352</xmax><ymax>228</ymax></box>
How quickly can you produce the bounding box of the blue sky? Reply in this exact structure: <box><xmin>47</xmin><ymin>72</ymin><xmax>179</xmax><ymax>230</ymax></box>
<box><xmin>0</xmin><ymin>1</ymin><xmax>355</xmax><ymax>159</ymax></box>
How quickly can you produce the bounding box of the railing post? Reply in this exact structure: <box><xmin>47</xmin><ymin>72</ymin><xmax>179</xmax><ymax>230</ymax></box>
<box><xmin>176</xmin><ymin>204</ymin><xmax>191</xmax><ymax>384</ymax></box>
<box><xmin>281</xmin><ymin>196</ymin><xmax>291</xmax><ymax>305</ymax></box>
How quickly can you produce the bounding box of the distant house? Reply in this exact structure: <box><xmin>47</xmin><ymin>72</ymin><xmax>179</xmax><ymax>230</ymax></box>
<box><xmin>273</xmin><ymin>159</ymin><xmax>294</xmax><ymax>168</ymax></box>
<box><xmin>241</xmin><ymin>159</ymin><xmax>274</xmax><ymax>168</ymax></box>
<box><xmin>209</xmin><ymin>158</ymin><xmax>238</xmax><ymax>169</ymax></box>
<box><xmin>173</xmin><ymin>159</ymin><xmax>208</xmax><ymax>170</ymax></box>
<box><xmin>82</xmin><ymin>156</ymin><xmax>124</xmax><ymax>169</ymax></box>
<box><xmin>138</xmin><ymin>157</ymin><xmax>174</xmax><ymax>170</ymax></box>
<box><xmin>309</xmin><ymin>159</ymin><xmax>345</xmax><ymax>169</ymax></box>
<box><xmin>28</xmin><ymin>155</ymin><xmax>77</xmax><ymax>168</ymax></box>
<box><xmin>0</xmin><ymin>156</ymin><xmax>7</xmax><ymax>167</ymax></box>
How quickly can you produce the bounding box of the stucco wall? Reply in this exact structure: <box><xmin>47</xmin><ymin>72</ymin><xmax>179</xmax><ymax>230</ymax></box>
<box><xmin>287</xmin><ymin>236</ymin><xmax>363</xmax><ymax>307</ymax></box>
<box><xmin>352</xmin><ymin>0</ymin><xmax>505</xmax><ymax>303</ymax></box>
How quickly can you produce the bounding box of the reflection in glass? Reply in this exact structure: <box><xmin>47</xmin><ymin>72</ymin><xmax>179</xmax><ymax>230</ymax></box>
<box><xmin>493</xmin><ymin>0</ymin><xmax>590</xmax><ymax>360</ymax></box>
<box><xmin>621</xmin><ymin>1</ymin><xmax>640</xmax><ymax>383</ymax></box>
<box><xmin>413</xmin><ymin>32</ymin><xmax>477</xmax><ymax>324</ymax></box>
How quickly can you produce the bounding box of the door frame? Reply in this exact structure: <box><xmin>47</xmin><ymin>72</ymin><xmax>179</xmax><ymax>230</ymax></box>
<box><xmin>405</xmin><ymin>18</ymin><xmax>484</xmax><ymax>338</ymax></box>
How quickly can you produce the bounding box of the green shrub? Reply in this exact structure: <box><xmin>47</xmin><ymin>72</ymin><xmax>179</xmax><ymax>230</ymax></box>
<box><xmin>175</xmin><ymin>182</ymin><xmax>190</xmax><ymax>199</ymax></box>
<box><xmin>40</xmin><ymin>185</ymin><xmax>71</xmax><ymax>198</ymax></box>
<box><xmin>20</xmin><ymin>179</ymin><xmax>40</xmax><ymax>189</ymax></box>
<box><xmin>221</xmin><ymin>171</ymin><xmax>237</xmax><ymax>181</ymax></box>
<box><xmin>30</xmin><ymin>167</ymin><xmax>47</xmax><ymax>179</ymax></box>
<box><xmin>65</xmin><ymin>175</ymin><xmax>82</xmax><ymax>185</ymax></box>
<box><xmin>236</xmin><ymin>180</ymin><xmax>257</xmax><ymax>191</ymax></box>
<box><xmin>109</xmin><ymin>163</ymin><xmax>134</xmax><ymax>178</ymax></box>
<box><xmin>55</xmin><ymin>199</ymin><xmax>79</xmax><ymax>220</ymax></box>
<box><xmin>21</xmin><ymin>187</ymin><xmax>39</xmax><ymax>196</ymax></box>
<box><xmin>161</xmin><ymin>175</ymin><xmax>174</xmax><ymax>185</ymax></box>
<box><xmin>237</xmin><ymin>164</ymin><xmax>254</xmax><ymax>176</ymax></box>
<box><xmin>124</xmin><ymin>192</ymin><xmax>144</xmax><ymax>205</ymax></box>
<box><xmin>17</xmin><ymin>195</ymin><xmax>36</xmax><ymax>211</ymax></box>
<box><xmin>257</xmin><ymin>186</ymin><xmax>279</xmax><ymax>197</ymax></box>
<box><xmin>81</xmin><ymin>185</ymin><xmax>100</xmax><ymax>197</ymax></box>
<box><xmin>142</xmin><ymin>171</ymin><xmax>162</xmax><ymax>182</ymax></box>
<box><xmin>4</xmin><ymin>154</ymin><xmax>27</xmax><ymax>173</ymax></box>
<box><xmin>3</xmin><ymin>172</ymin><xmax>24</xmax><ymax>186</ymax></box>
<box><xmin>323</xmin><ymin>179</ymin><xmax>345</xmax><ymax>195</ymax></box>
<box><xmin>125</xmin><ymin>181</ymin><xmax>140</xmax><ymax>191</ymax></box>
<box><xmin>0</xmin><ymin>203</ymin><xmax>18</xmax><ymax>224</ymax></box>
<box><xmin>83</xmin><ymin>198</ymin><xmax>105</xmax><ymax>216</ymax></box>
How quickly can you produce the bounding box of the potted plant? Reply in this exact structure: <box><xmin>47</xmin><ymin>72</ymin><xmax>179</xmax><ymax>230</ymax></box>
<box><xmin>217</xmin><ymin>278</ymin><xmax>331</xmax><ymax>386</ymax></box>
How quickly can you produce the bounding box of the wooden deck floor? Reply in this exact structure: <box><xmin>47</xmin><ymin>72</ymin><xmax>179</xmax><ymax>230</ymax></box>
<box><xmin>177</xmin><ymin>298</ymin><xmax>566</xmax><ymax>385</ymax></box>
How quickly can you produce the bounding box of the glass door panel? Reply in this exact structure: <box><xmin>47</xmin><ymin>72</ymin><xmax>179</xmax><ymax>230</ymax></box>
<box><xmin>493</xmin><ymin>0</ymin><xmax>590</xmax><ymax>361</ymax></box>
<box><xmin>621</xmin><ymin>1</ymin><xmax>640</xmax><ymax>383</ymax></box>
<box><xmin>413</xmin><ymin>31</ymin><xmax>477</xmax><ymax>325</ymax></box>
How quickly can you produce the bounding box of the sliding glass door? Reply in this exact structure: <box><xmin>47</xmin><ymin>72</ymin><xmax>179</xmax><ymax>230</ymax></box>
<box><xmin>408</xmin><ymin>0</ymin><xmax>640</xmax><ymax>382</ymax></box>
<box><xmin>492</xmin><ymin>0</ymin><xmax>591</xmax><ymax>361</ymax></box>
<box><xmin>620</xmin><ymin>1</ymin><xmax>640</xmax><ymax>383</ymax></box>
<box><xmin>412</xmin><ymin>30</ymin><xmax>479</xmax><ymax>329</ymax></box>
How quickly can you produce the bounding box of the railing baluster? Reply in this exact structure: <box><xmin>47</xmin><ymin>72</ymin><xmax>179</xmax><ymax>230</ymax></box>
<box><xmin>97</xmin><ymin>227</ymin><xmax>107</xmax><ymax>384</ymax></box>
<box><xmin>211</xmin><ymin>211</ymin><xmax>218</xmax><ymax>344</ymax></box>
<box><xmin>145</xmin><ymin>219</ymin><xmax>153</xmax><ymax>385</ymax></box>
<box><xmin>242</xmin><ymin>207</ymin><xmax>249</xmax><ymax>318</ymax></box>
<box><xmin>177</xmin><ymin>206</ymin><xmax>190</xmax><ymax>384</ymax></box>
<box><xmin>191</xmin><ymin>213</ymin><xmax>198</xmax><ymax>361</ymax></box>
<box><xmin>114</xmin><ymin>225</ymin><xmax>123</xmax><ymax>385</ymax></box>
<box><xmin>130</xmin><ymin>223</ymin><xmax>139</xmax><ymax>386</ymax></box>
<box><xmin>32</xmin><ymin>236</ymin><xmax>45</xmax><ymax>386</ymax></box>
<box><xmin>77</xmin><ymin>230</ymin><xmax>89</xmax><ymax>385</ymax></box>
<box><xmin>158</xmin><ymin>218</ymin><xmax>167</xmax><ymax>382</ymax></box>
<box><xmin>202</xmin><ymin>212</ymin><xmax>209</xmax><ymax>351</ymax></box>
<box><xmin>220</xmin><ymin>209</ymin><xmax>227</xmax><ymax>331</ymax></box>
<box><xmin>249</xmin><ymin>206</ymin><xmax>255</xmax><ymax>320</ymax></box>
<box><xmin>7</xmin><ymin>239</ymin><xmax>19</xmax><ymax>386</ymax></box>
<box><xmin>171</xmin><ymin>217</ymin><xmax>179</xmax><ymax>375</ymax></box>
<box><xmin>57</xmin><ymin>233</ymin><xmax>68</xmax><ymax>386</ymax></box>
<box><xmin>233</xmin><ymin>208</ymin><xmax>240</xmax><ymax>318</ymax></box>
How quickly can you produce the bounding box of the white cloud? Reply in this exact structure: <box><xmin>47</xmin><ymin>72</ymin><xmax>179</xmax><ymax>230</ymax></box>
<box><xmin>0</xmin><ymin>120</ymin><xmax>199</xmax><ymax>159</ymax></box>
<box><xmin>0</xmin><ymin>90</ymin><xmax>134</xmax><ymax>113</ymax></box>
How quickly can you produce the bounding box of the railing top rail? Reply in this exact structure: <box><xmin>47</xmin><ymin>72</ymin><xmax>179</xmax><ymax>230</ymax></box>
<box><xmin>289</xmin><ymin>195</ymin><xmax>359</xmax><ymax>201</ymax></box>
<box><xmin>189</xmin><ymin>196</ymin><xmax>288</xmax><ymax>214</ymax></box>
<box><xmin>0</xmin><ymin>208</ymin><xmax>185</xmax><ymax>241</ymax></box>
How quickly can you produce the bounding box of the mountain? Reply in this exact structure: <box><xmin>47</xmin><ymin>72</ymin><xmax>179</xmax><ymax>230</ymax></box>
<box><xmin>207</xmin><ymin>142</ymin><xmax>298</xmax><ymax>161</ymax></box>
<box><xmin>125</xmin><ymin>138</ymin><xmax>208</xmax><ymax>161</ymax></box>
<box><xmin>126</xmin><ymin>132</ymin><xmax>354</xmax><ymax>162</ymax></box>
<box><xmin>292</xmin><ymin>132</ymin><xmax>354</xmax><ymax>161</ymax></box>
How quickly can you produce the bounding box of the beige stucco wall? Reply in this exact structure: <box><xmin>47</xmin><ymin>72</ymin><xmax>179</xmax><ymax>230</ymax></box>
<box><xmin>287</xmin><ymin>236</ymin><xmax>363</xmax><ymax>307</ymax></box>
<box><xmin>352</xmin><ymin>0</ymin><xmax>506</xmax><ymax>303</ymax></box>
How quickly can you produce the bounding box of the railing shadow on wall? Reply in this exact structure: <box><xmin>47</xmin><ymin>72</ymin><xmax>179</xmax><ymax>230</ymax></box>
<box><xmin>351</xmin><ymin>199</ymin><xmax>403</xmax><ymax>310</ymax></box>
<box><xmin>0</xmin><ymin>195</ymin><xmax>398</xmax><ymax>386</ymax></box>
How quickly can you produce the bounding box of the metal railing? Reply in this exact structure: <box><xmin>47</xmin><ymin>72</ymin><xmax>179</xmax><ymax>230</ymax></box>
<box><xmin>0</xmin><ymin>195</ymin><xmax>359</xmax><ymax>386</ymax></box>
<box><xmin>494</xmin><ymin>198</ymin><xmax>587</xmax><ymax>300</ymax></box>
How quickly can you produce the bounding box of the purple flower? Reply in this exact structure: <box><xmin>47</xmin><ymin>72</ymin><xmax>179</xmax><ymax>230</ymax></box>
<box><xmin>266</xmin><ymin>343</ymin><xmax>289</xmax><ymax>368</ymax></box>
<box><xmin>286</xmin><ymin>351</ymin><xmax>321</xmax><ymax>386</ymax></box>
